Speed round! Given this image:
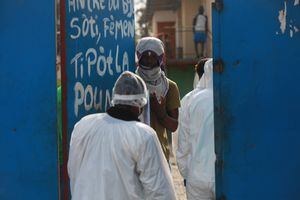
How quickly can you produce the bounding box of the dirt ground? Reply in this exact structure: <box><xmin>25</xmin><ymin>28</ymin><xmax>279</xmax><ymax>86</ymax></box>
<box><xmin>170</xmin><ymin>155</ymin><xmax>187</xmax><ymax>200</ymax></box>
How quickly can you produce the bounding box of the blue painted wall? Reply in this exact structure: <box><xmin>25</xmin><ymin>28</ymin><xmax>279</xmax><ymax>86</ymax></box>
<box><xmin>213</xmin><ymin>1</ymin><xmax>300</xmax><ymax>199</ymax></box>
<box><xmin>0</xmin><ymin>1</ymin><xmax>58</xmax><ymax>199</ymax></box>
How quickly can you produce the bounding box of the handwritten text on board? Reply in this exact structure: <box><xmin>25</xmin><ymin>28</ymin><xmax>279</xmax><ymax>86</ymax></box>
<box><xmin>67</xmin><ymin>0</ymin><xmax>135</xmax><ymax>117</ymax></box>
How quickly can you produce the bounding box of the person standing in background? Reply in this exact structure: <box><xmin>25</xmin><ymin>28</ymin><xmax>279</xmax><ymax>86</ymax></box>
<box><xmin>193</xmin><ymin>6</ymin><xmax>208</xmax><ymax>58</ymax></box>
<box><xmin>136</xmin><ymin>37</ymin><xmax>181</xmax><ymax>163</ymax></box>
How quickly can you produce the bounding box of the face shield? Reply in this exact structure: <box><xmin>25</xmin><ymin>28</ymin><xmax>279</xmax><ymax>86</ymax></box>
<box><xmin>111</xmin><ymin>71</ymin><xmax>148</xmax><ymax>109</ymax></box>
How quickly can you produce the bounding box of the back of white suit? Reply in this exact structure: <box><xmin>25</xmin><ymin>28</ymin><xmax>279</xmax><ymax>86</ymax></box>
<box><xmin>188</xmin><ymin>89</ymin><xmax>215</xmax><ymax>183</ymax></box>
<box><xmin>68</xmin><ymin>113</ymin><xmax>176</xmax><ymax>200</ymax></box>
<box><xmin>177</xmin><ymin>59</ymin><xmax>216</xmax><ymax>200</ymax></box>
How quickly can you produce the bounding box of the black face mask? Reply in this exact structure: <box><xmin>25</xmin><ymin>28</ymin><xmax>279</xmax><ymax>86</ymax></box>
<box><xmin>138</xmin><ymin>51</ymin><xmax>160</xmax><ymax>70</ymax></box>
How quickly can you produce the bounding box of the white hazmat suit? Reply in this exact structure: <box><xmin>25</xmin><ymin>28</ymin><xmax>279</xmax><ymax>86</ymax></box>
<box><xmin>176</xmin><ymin>59</ymin><xmax>216</xmax><ymax>200</ymax></box>
<box><xmin>68</xmin><ymin>71</ymin><xmax>176</xmax><ymax>200</ymax></box>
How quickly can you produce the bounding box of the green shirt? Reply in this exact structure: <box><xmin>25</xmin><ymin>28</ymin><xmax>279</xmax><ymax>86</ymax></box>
<box><xmin>150</xmin><ymin>78</ymin><xmax>180</xmax><ymax>161</ymax></box>
<box><xmin>57</xmin><ymin>86</ymin><xmax>62</xmax><ymax>165</ymax></box>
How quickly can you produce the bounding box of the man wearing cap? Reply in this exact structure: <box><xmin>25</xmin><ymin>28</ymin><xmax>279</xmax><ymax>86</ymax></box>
<box><xmin>136</xmin><ymin>37</ymin><xmax>181</xmax><ymax>163</ymax></box>
<box><xmin>68</xmin><ymin>71</ymin><xmax>176</xmax><ymax>200</ymax></box>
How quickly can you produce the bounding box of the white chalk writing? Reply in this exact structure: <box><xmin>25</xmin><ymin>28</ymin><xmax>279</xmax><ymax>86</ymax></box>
<box><xmin>68</xmin><ymin>0</ymin><xmax>106</xmax><ymax>13</ymax></box>
<box><xmin>74</xmin><ymin>82</ymin><xmax>111</xmax><ymax>116</ymax></box>
<box><xmin>67</xmin><ymin>0</ymin><xmax>134</xmax><ymax>117</ymax></box>
<box><xmin>71</xmin><ymin>45</ymin><xmax>129</xmax><ymax>79</ymax></box>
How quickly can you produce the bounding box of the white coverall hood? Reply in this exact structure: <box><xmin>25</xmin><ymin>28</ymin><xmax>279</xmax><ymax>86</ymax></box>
<box><xmin>177</xmin><ymin>58</ymin><xmax>215</xmax><ymax>199</ymax></box>
<box><xmin>193</xmin><ymin>58</ymin><xmax>213</xmax><ymax>90</ymax></box>
<box><xmin>197</xmin><ymin>58</ymin><xmax>213</xmax><ymax>90</ymax></box>
<box><xmin>68</xmin><ymin>113</ymin><xmax>176</xmax><ymax>200</ymax></box>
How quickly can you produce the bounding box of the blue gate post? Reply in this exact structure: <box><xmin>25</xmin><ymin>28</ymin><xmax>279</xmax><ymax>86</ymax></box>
<box><xmin>212</xmin><ymin>1</ymin><xmax>300</xmax><ymax>199</ymax></box>
<box><xmin>0</xmin><ymin>1</ymin><xmax>58</xmax><ymax>199</ymax></box>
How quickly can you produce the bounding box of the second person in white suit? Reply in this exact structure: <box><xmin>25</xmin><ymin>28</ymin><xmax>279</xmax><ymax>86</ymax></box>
<box><xmin>177</xmin><ymin>58</ymin><xmax>216</xmax><ymax>200</ymax></box>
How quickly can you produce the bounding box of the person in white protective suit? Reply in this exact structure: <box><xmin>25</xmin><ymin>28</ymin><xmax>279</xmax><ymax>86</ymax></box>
<box><xmin>176</xmin><ymin>58</ymin><xmax>216</xmax><ymax>200</ymax></box>
<box><xmin>68</xmin><ymin>71</ymin><xmax>176</xmax><ymax>200</ymax></box>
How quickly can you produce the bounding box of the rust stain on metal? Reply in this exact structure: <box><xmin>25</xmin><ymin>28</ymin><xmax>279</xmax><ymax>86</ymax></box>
<box><xmin>214</xmin><ymin>59</ymin><xmax>225</xmax><ymax>73</ymax></box>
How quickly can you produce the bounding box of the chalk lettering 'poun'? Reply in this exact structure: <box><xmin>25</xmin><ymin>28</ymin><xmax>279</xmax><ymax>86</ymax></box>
<box><xmin>74</xmin><ymin>82</ymin><xmax>111</xmax><ymax>117</ymax></box>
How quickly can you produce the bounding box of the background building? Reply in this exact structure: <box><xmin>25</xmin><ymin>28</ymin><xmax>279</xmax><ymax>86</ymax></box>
<box><xmin>142</xmin><ymin>0</ymin><xmax>214</xmax><ymax>59</ymax></box>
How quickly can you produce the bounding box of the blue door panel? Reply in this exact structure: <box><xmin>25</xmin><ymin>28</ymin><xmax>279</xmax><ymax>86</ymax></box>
<box><xmin>0</xmin><ymin>1</ymin><xmax>58</xmax><ymax>199</ymax></box>
<box><xmin>213</xmin><ymin>1</ymin><xmax>300</xmax><ymax>199</ymax></box>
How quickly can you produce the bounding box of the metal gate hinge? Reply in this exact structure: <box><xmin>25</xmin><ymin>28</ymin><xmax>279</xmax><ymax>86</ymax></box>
<box><xmin>214</xmin><ymin>59</ymin><xmax>224</xmax><ymax>73</ymax></box>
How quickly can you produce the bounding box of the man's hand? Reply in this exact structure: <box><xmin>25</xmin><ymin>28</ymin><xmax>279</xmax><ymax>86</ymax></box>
<box><xmin>150</xmin><ymin>93</ymin><xmax>167</xmax><ymax>120</ymax></box>
<box><xmin>150</xmin><ymin>93</ymin><xmax>179</xmax><ymax>132</ymax></box>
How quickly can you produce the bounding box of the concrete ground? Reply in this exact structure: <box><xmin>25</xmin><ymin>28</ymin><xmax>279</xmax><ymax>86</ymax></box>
<box><xmin>170</xmin><ymin>155</ymin><xmax>187</xmax><ymax>200</ymax></box>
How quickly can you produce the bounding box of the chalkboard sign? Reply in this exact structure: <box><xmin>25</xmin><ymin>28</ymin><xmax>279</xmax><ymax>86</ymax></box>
<box><xmin>60</xmin><ymin>0</ymin><xmax>135</xmax><ymax>197</ymax></box>
<box><xmin>62</xmin><ymin>0</ymin><xmax>135</xmax><ymax>134</ymax></box>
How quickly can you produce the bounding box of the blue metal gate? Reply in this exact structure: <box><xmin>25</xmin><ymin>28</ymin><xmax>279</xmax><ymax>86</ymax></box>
<box><xmin>0</xmin><ymin>1</ymin><xmax>58</xmax><ymax>199</ymax></box>
<box><xmin>212</xmin><ymin>1</ymin><xmax>300</xmax><ymax>199</ymax></box>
